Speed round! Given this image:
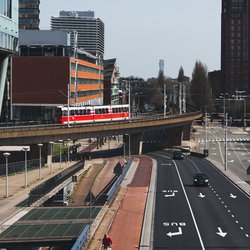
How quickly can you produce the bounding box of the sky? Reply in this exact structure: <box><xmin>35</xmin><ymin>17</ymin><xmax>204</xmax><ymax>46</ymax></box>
<box><xmin>40</xmin><ymin>0</ymin><xmax>221</xmax><ymax>80</ymax></box>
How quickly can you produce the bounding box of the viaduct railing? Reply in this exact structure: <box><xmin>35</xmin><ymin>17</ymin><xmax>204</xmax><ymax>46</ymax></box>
<box><xmin>0</xmin><ymin>111</ymin><xmax>202</xmax><ymax>146</ymax></box>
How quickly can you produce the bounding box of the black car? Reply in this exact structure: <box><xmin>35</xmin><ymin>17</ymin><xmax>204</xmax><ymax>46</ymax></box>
<box><xmin>193</xmin><ymin>172</ymin><xmax>209</xmax><ymax>186</ymax></box>
<box><xmin>173</xmin><ymin>150</ymin><xmax>184</xmax><ymax>160</ymax></box>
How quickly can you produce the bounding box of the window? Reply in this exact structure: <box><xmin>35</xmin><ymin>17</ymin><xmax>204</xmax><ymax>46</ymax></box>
<box><xmin>0</xmin><ymin>0</ymin><xmax>11</xmax><ymax>18</ymax></box>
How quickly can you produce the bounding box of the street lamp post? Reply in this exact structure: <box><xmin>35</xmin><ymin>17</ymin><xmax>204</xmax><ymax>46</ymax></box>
<box><xmin>123</xmin><ymin>142</ymin><xmax>126</xmax><ymax>159</ymax></box>
<box><xmin>67</xmin><ymin>138</ymin><xmax>71</xmax><ymax>162</ymax></box>
<box><xmin>128</xmin><ymin>82</ymin><xmax>131</xmax><ymax>119</ymax></box>
<box><xmin>67</xmin><ymin>82</ymin><xmax>70</xmax><ymax>127</ymax></box>
<box><xmin>49</xmin><ymin>141</ymin><xmax>54</xmax><ymax>173</ymax></box>
<box><xmin>179</xmin><ymin>83</ymin><xmax>182</xmax><ymax>114</ymax></box>
<box><xmin>128</xmin><ymin>134</ymin><xmax>131</xmax><ymax>158</ymax></box>
<box><xmin>58</xmin><ymin>139</ymin><xmax>63</xmax><ymax>169</ymax></box>
<box><xmin>205</xmin><ymin>108</ymin><xmax>208</xmax><ymax>152</ymax></box>
<box><xmin>164</xmin><ymin>84</ymin><xmax>166</xmax><ymax>118</ymax></box>
<box><xmin>38</xmin><ymin>143</ymin><xmax>43</xmax><ymax>180</ymax></box>
<box><xmin>23</xmin><ymin>146</ymin><xmax>29</xmax><ymax>187</ymax></box>
<box><xmin>3</xmin><ymin>152</ymin><xmax>10</xmax><ymax>198</ymax></box>
<box><xmin>225</xmin><ymin>108</ymin><xmax>228</xmax><ymax>171</ymax></box>
<box><xmin>220</xmin><ymin>93</ymin><xmax>228</xmax><ymax>171</ymax></box>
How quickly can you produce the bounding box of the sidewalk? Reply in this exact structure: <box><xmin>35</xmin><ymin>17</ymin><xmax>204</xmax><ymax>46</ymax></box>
<box><xmin>0</xmin><ymin>161</ymin><xmax>77</xmax><ymax>231</ymax></box>
<box><xmin>0</xmin><ymin>137</ymin><xmax>123</xmax><ymax>232</ymax></box>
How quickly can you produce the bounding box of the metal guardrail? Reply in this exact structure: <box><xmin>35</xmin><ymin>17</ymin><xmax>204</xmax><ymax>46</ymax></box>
<box><xmin>0</xmin><ymin>111</ymin><xmax>201</xmax><ymax>133</ymax></box>
<box><xmin>25</xmin><ymin>161</ymin><xmax>84</xmax><ymax>206</ymax></box>
<box><xmin>71</xmin><ymin>224</ymin><xmax>90</xmax><ymax>250</ymax></box>
<box><xmin>0</xmin><ymin>158</ymin><xmax>45</xmax><ymax>176</ymax></box>
<box><xmin>106</xmin><ymin>157</ymin><xmax>133</xmax><ymax>203</ymax></box>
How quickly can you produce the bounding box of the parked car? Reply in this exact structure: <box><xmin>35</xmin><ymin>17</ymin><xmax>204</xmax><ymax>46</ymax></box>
<box><xmin>173</xmin><ymin>150</ymin><xmax>184</xmax><ymax>160</ymax></box>
<box><xmin>193</xmin><ymin>172</ymin><xmax>209</xmax><ymax>186</ymax></box>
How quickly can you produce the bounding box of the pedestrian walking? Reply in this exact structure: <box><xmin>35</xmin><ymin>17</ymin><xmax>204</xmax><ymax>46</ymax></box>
<box><xmin>102</xmin><ymin>233</ymin><xmax>113</xmax><ymax>249</ymax></box>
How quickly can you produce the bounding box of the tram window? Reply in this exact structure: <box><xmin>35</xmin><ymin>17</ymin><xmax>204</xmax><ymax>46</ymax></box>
<box><xmin>87</xmin><ymin>109</ymin><xmax>90</xmax><ymax>115</ymax></box>
<box><xmin>79</xmin><ymin>110</ymin><xmax>82</xmax><ymax>115</ymax></box>
<box><xmin>83</xmin><ymin>110</ymin><xmax>86</xmax><ymax>115</ymax></box>
<box><xmin>62</xmin><ymin>110</ymin><xmax>67</xmax><ymax>116</ymax></box>
<box><xmin>75</xmin><ymin>110</ymin><xmax>79</xmax><ymax>115</ymax></box>
<box><xmin>70</xmin><ymin>110</ymin><xmax>75</xmax><ymax>116</ymax></box>
<box><xmin>105</xmin><ymin>108</ymin><xmax>109</xmax><ymax>113</ymax></box>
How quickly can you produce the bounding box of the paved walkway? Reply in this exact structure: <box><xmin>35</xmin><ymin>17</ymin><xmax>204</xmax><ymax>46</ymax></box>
<box><xmin>0</xmin><ymin>161</ymin><xmax>77</xmax><ymax>232</ymax></box>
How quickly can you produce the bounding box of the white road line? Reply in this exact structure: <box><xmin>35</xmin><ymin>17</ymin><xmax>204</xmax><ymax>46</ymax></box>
<box><xmin>172</xmin><ymin>160</ymin><xmax>205</xmax><ymax>250</ymax></box>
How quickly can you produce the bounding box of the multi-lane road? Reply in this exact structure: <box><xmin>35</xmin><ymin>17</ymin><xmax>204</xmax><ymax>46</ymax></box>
<box><xmin>149</xmin><ymin>150</ymin><xmax>250</xmax><ymax>249</ymax></box>
<box><xmin>195</xmin><ymin>123</ymin><xmax>250</xmax><ymax>184</ymax></box>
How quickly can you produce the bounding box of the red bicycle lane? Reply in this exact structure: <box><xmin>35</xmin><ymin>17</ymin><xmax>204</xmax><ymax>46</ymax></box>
<box><xmin>108</xmin><ymin>155</ymin><xmax>152</xmax><ymax>250</ymax></box>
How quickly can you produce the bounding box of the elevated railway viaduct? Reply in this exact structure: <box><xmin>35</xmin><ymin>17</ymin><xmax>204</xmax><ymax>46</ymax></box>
<box><xmin>0</xmin><ymin>112</ymin><xmax>202</xmax><ymax>164</ymax></box>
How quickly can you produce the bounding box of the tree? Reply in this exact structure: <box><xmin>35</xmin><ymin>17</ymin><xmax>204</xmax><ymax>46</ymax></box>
<box><xmin>190</xmin><ymin>61</ymin><xmax>212</xmax><ymax>111</ymax></box>
<box><xmin>177</xmin><ymin>66</ymin><xmax>185</xmax><ymax>82</ymax></box>
<box><xmin>149</xmin><ymin>71</ymin><xmax>166</xmax><ymax>111</ymax></box>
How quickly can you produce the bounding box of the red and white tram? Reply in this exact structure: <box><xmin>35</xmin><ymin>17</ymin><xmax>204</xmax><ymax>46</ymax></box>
<box><xmin>55</xmin><ymin>104</ymin><xmax>129</xmax><ymax>124</ymax></box>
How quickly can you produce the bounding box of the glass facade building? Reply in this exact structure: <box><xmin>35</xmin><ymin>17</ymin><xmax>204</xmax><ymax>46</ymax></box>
<box><xmin>0</xmin><ymin>0</ymin><xmax>18</xmax><ymax>121</ymax></box>
<box><xmin>0</xmin><ymin>0</ymin><xmax>18</xmax><ymax>52</ymax></box>
<box><xmin>19</xmin><ymin>0</ymin><xmax>40</xmax><ymax>30</ymax></box>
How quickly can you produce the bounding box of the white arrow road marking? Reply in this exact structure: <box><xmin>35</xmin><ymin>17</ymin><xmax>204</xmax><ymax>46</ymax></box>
<box><xmin>167</xmin><ymin>227</ymin><xmax>182</xmax><ymax>237</ymax></box>
<box><xmin>228</xmin><ymin>160</ymin><xmax>234</xmax><ymax>163</ymax></box>
<box><xmin>230</xmin><ymin>193</ymin><xmax>237</xmax><ymax>199</ymax></box>
<box><xmin>165</xmin><ymin>193</ymin><xmax>175</xmax><ymax>197</ymax></box>
<box><xmin>198</xmin><ymin>193</ymin><xmax>205</xmax><ymax>198</ymax></box>
<box><xmin>216</xmin><ymin>227</ymin><xmax>227</xmax><ymax>237</ymax></box>
<box><xmin>161</xmin><ymin>163</ymin><xmax>172</xmax><ymax>166</ymax></box>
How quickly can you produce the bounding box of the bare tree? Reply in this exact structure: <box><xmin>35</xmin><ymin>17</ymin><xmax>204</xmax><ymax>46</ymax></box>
<box><xmin>190</xmin><ymin>61</ymin><xmax>212</xmax><ymax>111</ymax></box>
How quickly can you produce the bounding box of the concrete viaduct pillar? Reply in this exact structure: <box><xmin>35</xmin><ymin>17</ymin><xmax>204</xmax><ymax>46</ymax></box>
<box><xmin>123</xmin><ymin>133</ymin><xmax>143</xmax><ymax>156</ymax></box>
<box><xmin>182</xmin><ymin>123</ymin><xmax>192</xmax><ymax>140</ymax></box>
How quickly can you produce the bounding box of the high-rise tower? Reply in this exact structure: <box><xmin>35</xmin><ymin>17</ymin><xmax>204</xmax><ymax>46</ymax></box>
<box><xmin>159</xmin><ymin>59</ymin><xmax>164</xmax><ymax>74</ymax></box>
<box><xmin>51</xmin><ymin>11</ymin><xmax>104</xmax><ymax>57</ymax></box>
<box><xmin>221</xmin><ymin>0</ymin><xmax>250</xmax><ymax>95</ymax></box>
<box><xmin>19</xmin><ymin>0</ymin><xmax>40</xmax><ymax>30</ymax></box>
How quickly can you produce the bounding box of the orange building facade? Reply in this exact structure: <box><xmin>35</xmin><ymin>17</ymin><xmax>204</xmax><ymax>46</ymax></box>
<box><xmin>12</xmin><ymin>55</ymin><xmax>104</xmax><ymax>122</ymax></box>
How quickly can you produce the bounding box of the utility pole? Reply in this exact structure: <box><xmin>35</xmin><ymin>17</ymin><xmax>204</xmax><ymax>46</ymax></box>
<box><xmin>164</xmin><ymin>83</ymin><xmax>166</xmax><ymax>117</ymax></box>
<box><xmin>223</xmin><ymin>94</ymin><xmax>227</xmax><ymax>171</ymax></box>
<box><xmin>73</xmin><ymin>30</ymin><xmax>78</xmax><ymax>104</ymax></box>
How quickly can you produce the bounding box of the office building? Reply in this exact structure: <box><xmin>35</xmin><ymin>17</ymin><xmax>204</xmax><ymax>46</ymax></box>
<box><xmin>51</xmin><ymin>11</ymin><xmax>104</xmax><ymax>57</ymax></box>
<box><xmin>0</xmin><ymin>0</ymin><xmax>18</xmax><ymax>121</ymax></box>
<box><xmin>221</xmin><ymin>0</ymin><xmax>250</xmax><ymax>95</ymax></box>
<box><xmin>11</xmin><ymin>30</ymin><xmax>104</xmax><ymax>122</ymax></box>
<box><xmin>19</xmin><ymin>0</ymin><xmax>40</xmax><ymax>30</ymax></box>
